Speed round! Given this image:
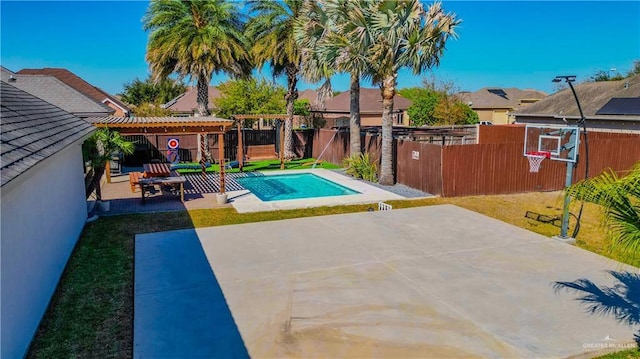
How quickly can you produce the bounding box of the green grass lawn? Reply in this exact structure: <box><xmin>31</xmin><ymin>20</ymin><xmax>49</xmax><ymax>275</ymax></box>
<box><xmin>597</xmin><ymin>348</ymin><xmax>640</xmax><ymax>359</ymax></box>
<box><xmin>174</xmin><ymin>158</ymin><xmax>341</xmax><ymax>174</ymax></box>
<box><xmin>27</xmin><ymin>192</ymin><xmax>639</xmax><ymax>358</ymax></box>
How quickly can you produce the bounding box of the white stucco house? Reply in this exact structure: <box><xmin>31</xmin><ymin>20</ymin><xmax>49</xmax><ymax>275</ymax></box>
<box><xmin>1</xmin><ymin>81</ymin><xmax>95</xmax><ymax>358</ymax></box>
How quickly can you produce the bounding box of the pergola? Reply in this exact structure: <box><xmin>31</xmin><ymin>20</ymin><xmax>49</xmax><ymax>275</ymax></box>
<box><xmin>87</xmin><ymin>116</ymin><xmax>235</xmax><ymax>192</ymax></box>
<box><xmin>231</xmin><ymin>114</ymin><xmax>300</xmax><ymax>170</ymax></box>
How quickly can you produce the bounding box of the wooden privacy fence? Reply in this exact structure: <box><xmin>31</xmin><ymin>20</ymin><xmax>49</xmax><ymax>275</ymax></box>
<box><xmin>312</xmin><ymin>127</ymin><xmax>640</xmax><ymax>197</ymax></box>
<box><xmin>311</xmin><ymin>129</ymin><xmax>382</xmax><ymax>165</ymax></box>
<box><xmin>399</xmin><ymin>135</ymin><xmax>640</xmax><ymax>197</ymax></box>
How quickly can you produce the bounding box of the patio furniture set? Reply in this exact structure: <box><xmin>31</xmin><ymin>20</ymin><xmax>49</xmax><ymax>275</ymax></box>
<box><xmin>129</xmin><ymin>163</ymin><xmax>186</xmax><ymax>204</ymax></box>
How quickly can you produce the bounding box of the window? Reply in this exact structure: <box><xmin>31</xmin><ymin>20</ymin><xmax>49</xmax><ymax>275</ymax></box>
<box><xmin>393</xmin><ymin>112</ymin><xmax>404</xmax><ymax>125</ymax></box>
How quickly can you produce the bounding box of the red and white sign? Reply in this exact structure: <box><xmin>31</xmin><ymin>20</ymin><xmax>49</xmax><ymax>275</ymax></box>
<box><xmin>167</xmin><ymin>138</ymin><xmax>179</xmax><ymax>150</ymax></box>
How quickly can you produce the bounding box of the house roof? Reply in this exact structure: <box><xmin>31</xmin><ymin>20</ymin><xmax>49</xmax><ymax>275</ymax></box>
<box><xmin>456</xmin><ymin>87</ymin><xmax>547</xmax><ymax>110</ymax></box>
<box><xmin>318</xmin><ymin>88</ymin><xmax>412</xmax><ymax>114</ymax></box>
<box><xmin>1</xmin><ymin>67</ymin><xmax>115</xmax><ymax>117</ymax></box>
<box><xmin>16</xmin><ymin>67</ymin><xmax>131</xmax><ymax>114</ymax></box>
<box><xmin>298</xmin><ymin>89</ymin><xmax>319</xmax><ymax>104</ymax></box>
<box><xmin>163</xmin><ymin>86</ymin><xmax>222</xmax><ymax>113</ymax></box>
<box><xmin>512</xmin><ymin>74</ymin><xmax>640</xmax><ymax>120</ymax></box>
<box><xmin>1</xmin><ymin>81</ymin><xmax>96</xmax><ymax>187</ymax></box>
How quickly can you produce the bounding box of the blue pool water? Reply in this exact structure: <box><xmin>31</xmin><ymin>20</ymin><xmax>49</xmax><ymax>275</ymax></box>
<box><xmin>237</xmin><ymin>173</ymin><xmax>360</xmax><ymax>202</ymax></box>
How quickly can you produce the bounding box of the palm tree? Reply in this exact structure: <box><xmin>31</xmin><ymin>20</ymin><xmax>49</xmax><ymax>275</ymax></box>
<box><xmin>296</xmin><ymin>0</ymin><xmax>374</xmax><ymax>157</ymax></box>
<box><xmin>84</xmin><ymin>128</ymin><xmax>134</xmax><ymax>201</ymax></box>
<box><xmin>565</xmin><ymin>162</ymin><xmax>640</xmax><ymax>260</ymax></box>
<box><xmin>366</xmin><ymin>0</ymin><xmax>459</xmax><ymax>185</ymax></box>
<box><xmin>143</xmin><ymin>0</ymin><xmax>250</xmax><ymax>160</ymax></box>
<box><xmin>247</xmin><ymin>0</ymin><xmax>303</xmax><ymax>159</ymax></box>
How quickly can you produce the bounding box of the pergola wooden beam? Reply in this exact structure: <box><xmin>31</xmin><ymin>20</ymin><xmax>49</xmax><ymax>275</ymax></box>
<box><xmin>86</xmin><ymin>116</ymin><xmax>235</xmax><ymax>134</ymax></box>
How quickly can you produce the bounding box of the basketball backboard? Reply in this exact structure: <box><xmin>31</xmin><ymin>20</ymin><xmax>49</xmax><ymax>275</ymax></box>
<box><xmin>524</xmin><ymin>125</ymin><xmax>579</xmax><ymax>163</ymax></box>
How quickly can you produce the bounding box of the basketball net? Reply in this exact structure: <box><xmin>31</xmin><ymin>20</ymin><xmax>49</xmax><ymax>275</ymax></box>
<box><xmin>526</xmin><ymin>151</ymin><xmax>551</xmax><ymax>173</ymax></box>
<box><xmin>527</xmin><ymin>155</ymin><xmax>546</xmax><ymax>173</ymax></box>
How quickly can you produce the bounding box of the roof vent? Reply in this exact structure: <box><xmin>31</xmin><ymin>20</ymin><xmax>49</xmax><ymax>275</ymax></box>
<box><xmin>8</xmin><ymin>75</ymin><xmax>16</xmax><ymax>83</ymax></box>
<box><xmin>624</xmin><ymin>81</ymin><xmax>629</xmax><ymax>89</ymax></box>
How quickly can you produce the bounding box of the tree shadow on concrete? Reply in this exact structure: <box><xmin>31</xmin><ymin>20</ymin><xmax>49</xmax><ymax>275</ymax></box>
<box><xmin>554</xmin><ymin>271</ymin><xmax>640</xmax><ymax>346</ymax></box>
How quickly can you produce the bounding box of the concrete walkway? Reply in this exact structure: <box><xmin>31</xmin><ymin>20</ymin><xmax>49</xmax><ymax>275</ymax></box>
<box><xmin>134</xmin><ymin>205</ymin><xmax>638</xmax><ymax>358</ymax></box>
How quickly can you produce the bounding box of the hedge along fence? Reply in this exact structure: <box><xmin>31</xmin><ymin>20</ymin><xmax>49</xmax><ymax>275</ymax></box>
<box><xmin>311</xmin><ymin>127</ymin><xmax>640</xmax><ymax>197</ymax></box>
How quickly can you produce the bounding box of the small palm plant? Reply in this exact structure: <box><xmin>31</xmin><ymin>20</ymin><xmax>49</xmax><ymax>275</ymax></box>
<box><xmin>343</xmin><ymin>152</ymin><xmax>378</xmax><ymax>182</ymax></box>
<box><xmin>565</xmin><ymin>161</ymin><xmax>640</xmax><ymax>260</ymax></box>
<box><xmin>84</xmin><ymin>127</ymin><xmax>134</xmax><ymax>201</ymax></box>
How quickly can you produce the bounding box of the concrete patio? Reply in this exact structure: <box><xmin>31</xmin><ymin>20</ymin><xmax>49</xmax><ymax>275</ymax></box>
<box><xmin>134</xmin><ymin>205</ymin><xmax>638</xmax><ymax>358</ymax></box>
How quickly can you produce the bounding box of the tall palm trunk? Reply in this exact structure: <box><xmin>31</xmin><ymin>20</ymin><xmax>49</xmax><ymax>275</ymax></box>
<box><xmin>284</xmin><ymin>65</ymin><xmax>298</xmax><ymax>159</ymax></box>
<box><xmin>196</xmin><ymin>73</ymin><xmax>211</xmax><ymax>116</ymax></box>
<box><xmin>196</xmin><ymin>73</ymin><xmax>213</xmax><ymax>162</ymax></box>
<box><xmin>378</xmin><ymin>74</ymin><xmax>397</xmax><ymax>185</ymax></box>
<box><xmin>349</xmin><ymin>73</ymin><xmax>361</xmax><ymax>157</ymax></box>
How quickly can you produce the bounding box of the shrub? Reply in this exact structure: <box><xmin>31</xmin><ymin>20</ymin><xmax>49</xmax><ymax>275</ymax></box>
<box><xmin>343</xmin><ymin>153</ymin><xmax>378</xmax><ymax>182</ymax></box>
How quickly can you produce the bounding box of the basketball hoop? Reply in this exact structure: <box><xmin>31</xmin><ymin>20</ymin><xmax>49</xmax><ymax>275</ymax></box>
<box><xmin>526</xmin><ymin>151</ymin><xmax>551</xmax><ymax>173</ymax></box>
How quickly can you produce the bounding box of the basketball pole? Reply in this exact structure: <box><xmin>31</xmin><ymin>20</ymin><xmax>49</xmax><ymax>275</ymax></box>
<box><xmin>552</xmin><ymin>75</ymin><xmax>585</xmax><ymax>243</ymax></box>
<box><xmin>559</xmin><ymin>162</ymin><xmax>574</xmax><ymax>239</ymax></box>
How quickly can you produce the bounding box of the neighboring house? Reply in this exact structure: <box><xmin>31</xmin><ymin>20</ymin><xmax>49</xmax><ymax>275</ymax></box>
<box><xmin>456</xmin><ymin>88</ymin><xmax>547</xmax><ymax>124</ymax></box>
<box><xmin>298</xmin><ymin>88</ymin><xmax>333</xmax><ymax>109</ymax></box>
<box><xmin>1</xmin><ymin>67</ymin><xmax>114</xmax><ymax>118</ymax></box>
<box><xmin>298</xmin><ymin>88</ymin><xmax>319</xmax><ymax>106</ymax></box>
<box><xmin>512</xmin><ymin>74</ymin><xmax>640</xmax><ymax>133</ymax></box>
<box><xmin>1</xmin><ymin>81</ymin><xmax>95</xmax><ymax>358</ymax></box>
<box><xmin>16</xmin><ymin>67</ymin><xmax>131</xmax><ymax>117</ymax></box>
<box><xmin>163</xmin><ymin>86</ymin><xmax>222</xmax><ymax>116</ymax></box>
<box><xmin>311</xmin><ymin>88</ymin><xmax>412</xmax><ymax>128</ymax></box>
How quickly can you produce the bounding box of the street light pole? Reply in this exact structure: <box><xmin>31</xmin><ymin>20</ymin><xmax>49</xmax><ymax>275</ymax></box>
<box><xmin>551</xmin><ymin>75</ymin><xmax>585</xmax><ymax>242</ymax></box>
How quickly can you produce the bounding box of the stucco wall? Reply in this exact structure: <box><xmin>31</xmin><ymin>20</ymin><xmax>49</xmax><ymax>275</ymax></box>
<box><xmin>1</xmin><ymin>143</ymin><xmax>88</xmax><ymax>358</ymax></box>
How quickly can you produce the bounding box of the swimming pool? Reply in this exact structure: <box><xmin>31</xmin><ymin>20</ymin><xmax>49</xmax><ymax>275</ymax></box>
<box><xmin>236</xmin><ymin>173</ymin><xmax>360</xmax><ymax>202</ymax></box>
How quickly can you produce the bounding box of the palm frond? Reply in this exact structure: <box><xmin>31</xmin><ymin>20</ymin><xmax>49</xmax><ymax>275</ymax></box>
<box><xmin>566</xmin><ymin>162</ymin><xmax>640</xmax><ymax>259</ymax></box>
<box><xmin>143</xmin><ymin>0</ymin><xmax>250</xmax><ymax>112</ymax></box>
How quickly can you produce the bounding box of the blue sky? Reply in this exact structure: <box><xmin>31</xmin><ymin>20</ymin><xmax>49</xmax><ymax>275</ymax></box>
<box><xmin>1</xmin><ymin>1</ymin><xmax>639</xmax><ymax>96</ymax></box>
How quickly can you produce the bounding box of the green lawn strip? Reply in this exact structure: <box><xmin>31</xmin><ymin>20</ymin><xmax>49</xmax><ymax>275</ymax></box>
<box><xmin>596</xmin><ymin>348</ymin><xmax>640</xmax><ymax>359</ymax></box>
<box><xmin>174</xmin><ymin>158</ymin><xmax>341</xmax><ymax>174</ymax></box>
<box><xmin>28</xmin><ymin>193</ymin><xmax>640</xmax><ymax>357</ymax></box>
<box><xmin>27</xmin><ymin>212</ymin><xmax>195</xmax><ymax>359</ymax></box>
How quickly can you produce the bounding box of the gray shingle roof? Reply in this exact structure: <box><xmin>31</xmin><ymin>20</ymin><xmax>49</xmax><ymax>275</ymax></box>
<box><xmin>1</xmin><ymin>68</ymin><xmax>114</xmax><ymax>117</ymax></box>
<box><xmin>1</xmin><ymin>81</ymin><xmax>96</xmax><ymax>187</ymax></box>
<box><xmin>456</xmin><ymin>88</ymin><xmax>547</xmax><ymax>110</ymax></box>
<box><xmin>512</xmin><ymin>74</ymin><xmax>640</xmax><ymax>120</ymax></box>
<box><xmin>16</xmin><ymin>67</ymin><xmax>131</xmax><ymax>114</ymax></box>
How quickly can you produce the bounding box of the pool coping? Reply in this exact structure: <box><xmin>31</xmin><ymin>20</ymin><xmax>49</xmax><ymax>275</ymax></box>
<box><xmin>228</xmin><ymin>168</ymin><xmax>408</xmax><ymax>213</ymax></box>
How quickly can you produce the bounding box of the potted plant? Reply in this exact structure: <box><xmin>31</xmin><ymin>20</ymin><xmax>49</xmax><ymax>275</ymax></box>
<box><xmin>83</xmin><ymin>127</ymin><xmax>134</xmax><ymax>212</ymax></box>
